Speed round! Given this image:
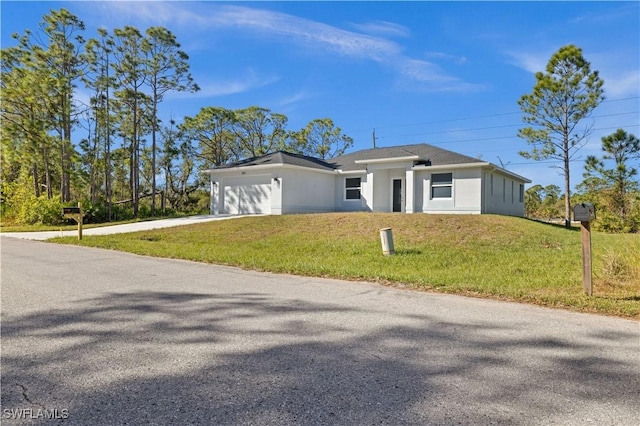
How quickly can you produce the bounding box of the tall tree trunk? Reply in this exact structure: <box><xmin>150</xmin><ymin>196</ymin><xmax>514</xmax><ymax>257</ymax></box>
<box><xmin>564</xmin><ymin>141</ymin><xmax>571</xmax><ymax>229</ymax></box>
<box><xmin>132</xmin><ymin>98</ymin><xmax>139</xmax><ymax>217</ymax></box>
<box><xmin>90</xmin><ymin>122</ymin><xmax>99</xmax><ymax>205</ymax></box>
<box><xmin>105</xmin><ymin>90</ymin><xmax>112</xmax><ymax>221</ymax></box>
<box><xmin>32</xmin><ymin>163</ymin><xmax>40</xmax><ymax>198</ymax></box>
<box><xmin>151</xmin><ymin>91</ymin><xmax>157</xmax><ymax>216</ymax></box>
<box><xmin>42</xmin><ymin>146</ymin><xmax>52</xmax><ymax>199</ymax></box>
<box><xmin>60</xmin><ymin>87</ymin><xmax>73</xmax><ymax>203</ymax></box>
<box><xmin>129</xmin><ymin>139</ymin><xmax>134</xmax><ymax>207</ymax></box>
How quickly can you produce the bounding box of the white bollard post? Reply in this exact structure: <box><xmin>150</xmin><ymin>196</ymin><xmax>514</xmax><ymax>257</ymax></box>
<box><xmin>379</xmin><ymin>228</ymin><xmax>395</xmax><ymax>256</ymax></box>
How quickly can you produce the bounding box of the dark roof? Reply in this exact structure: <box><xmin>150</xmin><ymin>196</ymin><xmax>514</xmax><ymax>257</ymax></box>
<box><xmin>211</xmin><ymin>144</ymin><xmax>484</xmax><ymax>172</ymax></box>
<box><xmin>214</xmin><ymin>151</ymin><xmax>337</xmax><ymax>171</ymax></box>
<box><xmin>327</xmin><ymin>143</ymin><xmax>483</xmax><ymax>171</ymax></box>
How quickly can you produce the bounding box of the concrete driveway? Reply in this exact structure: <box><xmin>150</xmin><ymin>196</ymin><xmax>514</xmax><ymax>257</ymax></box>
<box><xmin>1</xmin><ymin>237</ymin><xmax>639</xmax><ymax>425</ymax></box>
<box><xmin>0</xmin><ymin>214</ymin><xmax>250</xmax><ymax>241</ymax></box>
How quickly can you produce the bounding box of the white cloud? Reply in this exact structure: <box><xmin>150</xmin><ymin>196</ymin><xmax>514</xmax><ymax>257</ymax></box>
<box><xmin>601</xmin><ymin>69</ymin><xmax>640</xmax><ymax>99</ymax></box>
<box><xmin>169</xmin><ymin>69</ymin><xmax>280</xmax><ymax>99</ymax></box>
<box><xmin>94</xmin><ymin>2</ymin><xmax>400</xmax><ymax>61</ymax></box>
<box><xmin>212</xmin><ymin>6</ymin><xmax>403</xmax><ymax>62</ymax></box>
<box><xmin>425</xmin><ymin>52</ymin><xmax>468</xmax><ymax>65</ymax></box>
<box><xmin>276</xmin><ymin>91</ymin><xmax>310</xmax><ymax>107</ymax></box>
<box><xmin>350</xmin><ymin>20</ymin><xmax>411</xmax><ymax>38</ymax></box>
<box><xmin>505</xmin><ymin>50</ymin><xmax>551</xmax><ymax>74</ymax></box>
<box><xmin>85</xmin><ymin>2</ymin><xmax>478</xmax><ymax>93</ymax></box>
<box><xmin>507</xmin><ymin>47</ymin><xmax>639</xmax><ymax>99</ymax></box>
<box><xmin>395</xmin><ymin>58</ymin><xmax>485</xmax><ymax>92</ymax></box>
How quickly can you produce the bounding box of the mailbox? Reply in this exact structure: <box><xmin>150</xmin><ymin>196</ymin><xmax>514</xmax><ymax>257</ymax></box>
<box><xmin>573</xmin><ymin>203</ymin><xmax>596</xmax><ymax>222</ymax></box>
<box><xmin>63</xmin><ymin>207</ymin><xmax>81</xmax><ymax>216</ymax></box>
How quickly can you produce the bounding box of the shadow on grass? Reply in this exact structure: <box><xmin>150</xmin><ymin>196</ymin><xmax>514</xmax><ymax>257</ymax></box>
<box><xmin>2</xmin><ymin>291</ymin><xmax>639</xmax><ymax>425</ymax></box>
<box><xmin>394</xmin><ymin>248</ymin><xmax>423</xmax><ymax>256</ymax></box>
<box><xmin>523</xmin><ymin>217</ymin><xmax>582</xmax><ymax>232</ymax></box>
<box><xmin>619</xmin><ymin>295</ymin><xmax>640</xmax><ymax>301</ymax></box>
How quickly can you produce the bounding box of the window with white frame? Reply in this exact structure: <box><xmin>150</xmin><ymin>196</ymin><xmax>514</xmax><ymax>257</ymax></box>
<box><xmin>345</xmin><ymin>177</ymin><xmax>361</xmax><ymax>200</ymax></box>
<box><xmin>431</xmin><ymin>173</ymin><xmax>453</xmax><ymax>198</ymax></box>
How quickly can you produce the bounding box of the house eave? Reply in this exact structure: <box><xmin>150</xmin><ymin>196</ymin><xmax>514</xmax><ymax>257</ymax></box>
<box><xmin>487</xmin><ymin>165</ymin><xmax>531</xmax><ymax>183</ymax></box>
<box><xmin>411</xmin><ymin>162</ymin><xmax>531</xmax><ymax>183</ymax></box>
<box><xmin>411</xmin><ymin>162</ymin><xmax>489</xmax><ymax>171</ymax></box>
<box><xmin>354</xmin><ymin>155</ymin><xmax>421</xmax><ymax>164</ymax></box>
<box><xmin>337</xmin><ymin>169</ymin><xmax>367</xmax><ymax>175</ymax></box>
<box><xmin>203</xmin><ymin>163</ymin><xmax>337</xmax><ymax>175</ymax></box>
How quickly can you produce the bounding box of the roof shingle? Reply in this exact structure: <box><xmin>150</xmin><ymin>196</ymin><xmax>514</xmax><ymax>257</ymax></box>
<box><xmin>327</xmin><ymin>143</ymin><xmax>483</xmax><ymax>171</ymax></box>
<box><xmin>211</xmin><ymin>143</ymin><xmax>484</xmax><ymax>172</ymax></box>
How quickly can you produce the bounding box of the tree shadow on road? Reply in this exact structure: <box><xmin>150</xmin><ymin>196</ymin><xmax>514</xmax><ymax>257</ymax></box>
<box><xmin>2</xmin><ymin>291</ymin><xmax>639</xmax><ymax>425</ymax></box>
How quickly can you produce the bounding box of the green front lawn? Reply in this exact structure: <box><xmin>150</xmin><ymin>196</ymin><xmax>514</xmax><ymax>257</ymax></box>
<box><xmin>53</xmin><ymin>213</ymin><xmax>640</xmax><ymax>318</ymax></box>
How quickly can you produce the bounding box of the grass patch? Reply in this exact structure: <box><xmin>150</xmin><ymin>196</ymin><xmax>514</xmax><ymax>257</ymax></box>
<box><xmin>52</xmin><ymin>213</ymin><xmax>640</xmax><ymax>318</ymax></box>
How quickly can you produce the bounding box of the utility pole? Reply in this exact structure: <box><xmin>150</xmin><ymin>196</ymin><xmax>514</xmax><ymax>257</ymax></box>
<box><xmin>372</xmin><ymin>129</ymin><xmax>377</xmax><ymax>149</ymax></box>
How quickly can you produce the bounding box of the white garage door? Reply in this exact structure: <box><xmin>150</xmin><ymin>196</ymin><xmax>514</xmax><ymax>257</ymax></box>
<box><xmin>223</xmin><ymin>176</ymin><xmax>272</xmax><ymax>214</ymax></box>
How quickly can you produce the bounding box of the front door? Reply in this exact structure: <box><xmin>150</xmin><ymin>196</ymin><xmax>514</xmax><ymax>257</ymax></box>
<box><xmin>392</xmin><ymin>179</ymin><xmax>402</xmax><ymax>212</ymax></box>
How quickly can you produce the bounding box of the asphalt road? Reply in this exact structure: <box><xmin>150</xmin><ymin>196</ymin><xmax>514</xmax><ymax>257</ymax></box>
<box><xmin>1</xmin><ymin>237</ymin><xmax>639</xmax><ymax>425</ymax></box>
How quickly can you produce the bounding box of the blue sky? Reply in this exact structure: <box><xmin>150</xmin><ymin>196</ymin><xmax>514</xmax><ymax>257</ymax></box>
<box><xmin>2</xmin><ymin>1</ymin><xmax>639</xmax><ymax>190</ymax></box>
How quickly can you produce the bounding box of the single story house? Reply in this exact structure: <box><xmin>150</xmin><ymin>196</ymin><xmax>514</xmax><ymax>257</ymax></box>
<box><xmin>204</xmin><ymin>143</ymin><xmax>531</xmax><ymax>217</ymax></box>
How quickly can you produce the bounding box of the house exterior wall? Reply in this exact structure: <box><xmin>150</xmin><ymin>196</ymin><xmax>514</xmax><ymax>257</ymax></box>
<box><xmin>207</xmin><ymin>160</ymin><xmax>527</xmax><ymax>217</ymax></box>
<box><xmin>483</xmin><ymin>171</ymin><xmax>525</xmax><ymax>216</ymax></box>
<box><xmin>416</xmin><ymin>168</ymin><xmax>482</xmax><ymax>214</ymax></box>
<box><xmin>363</xmin><ymin>162</ymin><xmax>413</xmax><ymax>213</ymax></box>
<box><xmin>279</xmin><ymin>169</ymin><xmax>336</xmax><ymax>214</ymax></box>
<box><xmin>372</xmin><ymin>169</ymin><xmax>389</xmax><ymax>212</ymax></box>
<box><xmin>336</xmin><ymin>174</ymin><xmax>367</xmax><ymax>212</ymax></box>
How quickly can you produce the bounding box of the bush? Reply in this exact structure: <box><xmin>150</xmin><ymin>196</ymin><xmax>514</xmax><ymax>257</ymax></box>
<box><xmin>17</xmin><ymin>195</ymin><xmax>65</xmax><ymax>226</ymax></box>
<box><xmin>593</xmin><ymin>211</ymin><xmax>637</xmax><ymax>233</ymax></box>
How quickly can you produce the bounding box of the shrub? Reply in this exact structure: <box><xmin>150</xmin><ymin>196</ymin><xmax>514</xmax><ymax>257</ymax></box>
<box><xmin>17</xmin><ymin>195</ymin><xmax>65</xmax><ymax>226</ymax></box>
<box><xmin>593</xmin><ymin>211</ymin><xmax>636</xmax><ymax>233</ymax></box>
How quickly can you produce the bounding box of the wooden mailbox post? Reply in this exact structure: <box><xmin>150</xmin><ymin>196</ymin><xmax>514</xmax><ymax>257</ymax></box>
<box><xmin>573</xmin><ymin>203</ymin><xmax>596</xmax><ymax>296</ymax></box>
<box><xmin>63</xmin><ymin>203</ymin><xmax>84</xmax><ymax>240</ymax></box>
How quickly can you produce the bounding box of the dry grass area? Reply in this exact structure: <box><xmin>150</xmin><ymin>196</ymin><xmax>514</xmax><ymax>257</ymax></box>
<box><xmin>56</xmin><ymin>213</ymin><xmax>640</xmax><ymax>318</ymax></box>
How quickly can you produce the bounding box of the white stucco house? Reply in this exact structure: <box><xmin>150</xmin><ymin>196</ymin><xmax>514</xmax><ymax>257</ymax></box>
<box><xmin>204</xmin><ymin>143</ymin><xmax>531</xmax><ymax>217</ymax></box>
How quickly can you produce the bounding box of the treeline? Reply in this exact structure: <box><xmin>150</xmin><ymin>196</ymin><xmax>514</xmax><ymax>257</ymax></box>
<box><xmin>525</xmin><ymin>129</ymin><xmax>640</xmax><ymax>232</ymax></box>
<box><xmin>0</xmin><ymin>9</ymin><xmax>353</xmax><ymax>225</ymax></box>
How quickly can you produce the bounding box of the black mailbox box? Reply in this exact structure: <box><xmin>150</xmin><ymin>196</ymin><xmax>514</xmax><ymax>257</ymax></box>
<box><xmin>573</xmin><ymin>203</ymin><xmax>596</xmax><ymax>222</ymax></box>
<box><xmin>63</xmin><ymin>207</ymin><xmax>81</xmax><ymax>215</ymax></box>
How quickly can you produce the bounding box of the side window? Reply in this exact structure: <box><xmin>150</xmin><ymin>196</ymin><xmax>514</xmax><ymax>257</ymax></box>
<box><xmin>345</xmin><ymin>177</ymin><xmax>361</xmax><ymax>200</ymax></box>
<box><xmin>431</xmin><ymin>173</ymin><xmax>452</xmax><ymax>199</ymax></box>
<box><xmin>490</xmin><ymin>174</ymin><xmax>494</xmax><ymax>196</ymax></box>
<box><xmin>503</xmin><ymin>178</ymin><xmax>506</xmax><ymax>203</ymax></box>
<box><xmin>519</xmin><ymin>184</ymin><xmax>525</xmax><ymax>203</ymax></box>
<box><xmin>511</xmin><ymin>181</ymin><xmax>515</xmax><ymax>204</ymax></box>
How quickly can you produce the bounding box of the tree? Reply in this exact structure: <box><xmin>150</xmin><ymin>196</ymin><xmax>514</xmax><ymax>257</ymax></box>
<box><xmin>83</xmin><ymin>27</ymin><xmax>116</xmax><ymax>219</ymax></box>
<box><xmin>5</xmin><ymin>9</ymin><xmax>86</xmax><ymax>203</ymax></box>
<box><xmin>524</xmin><ymin>184</ymin><xmax>543</xmax><ymax>218</ymax></box>
<box><xmin>518</xmin><ymin>44</ymin><xmax>604</xmax><ymax>228</ymax></box>
<box><xmin>142</xmin><ymin>27</ymin><xmax>199</xmax><ymax>215</ymax></box>
<box><xmin>1</xmin><ymin>45</ymin><xmax>57</xmax><ymax>201</ymax></box>
<box><xmin>540</xmin><ymin>184</ymin><xmax>563</xmax><ymax>220</ymax></box>
<box><xmin>36</xmin><ymin>9</ymin><xmax>86</xmax><ymax>202</ymax></box>
<box><xmin>112</xmin><ymin>26</ymin><xmax>148</xmax><ymax>217</ymax></box>
<box><xmin>160</xmin><ymin>121</ymin><xmax>198</xmax><ymax>210</ymax></box>
<box><xmin>524</xmin><ymin>184</ymin><xmax>563</xmax><ymax>220</ymax></box>
<box><xmin>180</xmin><ymin>107</ymin><xmax>238</xmax><ymax>168</ymax></box>
<box><xmin>230</xmin><ymin>107</ymin><xmax>288</xmax><ymax>158</ymax></box>
<box><xmin>290</xmin><ymin>118</ymin><xmax>354</xmax><ymax>159</ymax></box>
<box><xmin>583</xmin><ymin>129</ymin><xmax>639</xmax><ymax>230</ymax></box>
